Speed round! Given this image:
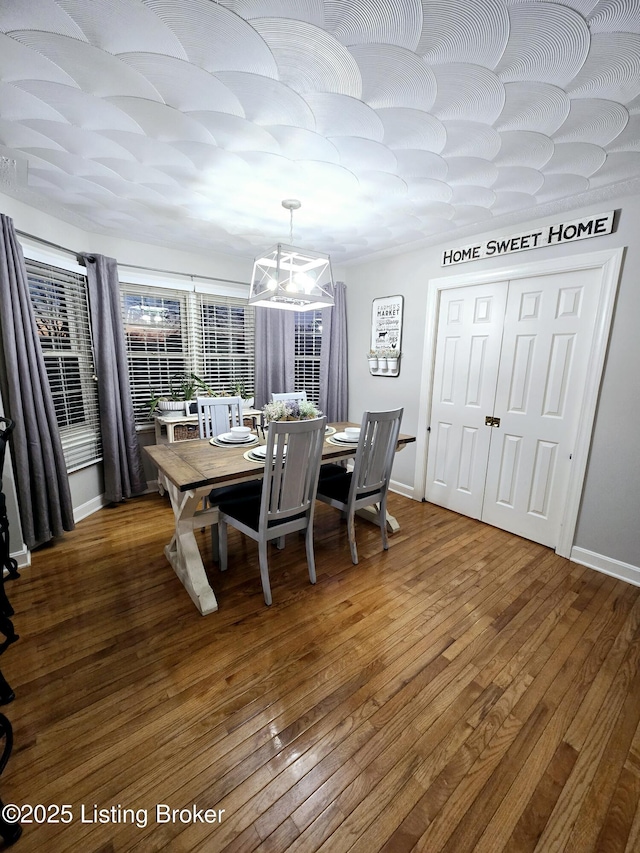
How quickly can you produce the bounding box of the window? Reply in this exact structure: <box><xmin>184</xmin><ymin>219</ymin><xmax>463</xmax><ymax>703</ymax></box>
<box><xmin>122</xmin><ymin>286</ymin><xmax>191</xmax><ymax>422</ymax></box>
<box><xmin>294</xmin><ymin>310</ymin><xmax>323</xmax><ymax>406</ymax></box>
<box><xmin>26</xmin><ymin>259</ymin><xmax>102</xmax><ymax>471</ymax></box>
<box><xmin>199</xmin><ymin>299</ymin><xmax>255</xmax><ymax>397</ymax></box>
<box><xmin>121</xmin><ymin>283</ymin><xmax>256</xmax><ymax>424</ymax></box>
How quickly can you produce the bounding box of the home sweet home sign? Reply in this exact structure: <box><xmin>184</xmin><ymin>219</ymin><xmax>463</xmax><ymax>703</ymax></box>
<box><xmin>441</xmin><ymin>210</ymin><xmax>615</xmax><ymax>267</ymax></box>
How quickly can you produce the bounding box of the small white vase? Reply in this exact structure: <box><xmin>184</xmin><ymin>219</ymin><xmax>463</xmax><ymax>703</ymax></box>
<box><xmin>368</xmin><ymin>357</ymin><xmax>378</xmax><ymax>370</ymax></box>
<box><xmin>387</xmin><ymin>357</ymin><xmax>399</xmax><ymax>371</ymax></box>
<box><xmin>377</xmin><ymin>357</ymin><xmax>388</xmax><ymax>371</ymax></box>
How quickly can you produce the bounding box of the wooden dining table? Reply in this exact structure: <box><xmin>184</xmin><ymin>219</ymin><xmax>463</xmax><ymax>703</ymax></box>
<box><xmin>144</xmin><ymin>422</ymin><xmax>416</xmax><ymax>615</ymax></box>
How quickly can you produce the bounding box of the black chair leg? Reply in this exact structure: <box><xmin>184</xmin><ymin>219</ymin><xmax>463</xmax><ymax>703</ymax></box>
<box><xmin>0</xmin><ymin>800</ymin><xmax>22</xmax><ymax>846</ymax></box>
<box><xmin>0</xmin><ymin>672</ymin><xmax>14</xmax><ymax>706</ymax></box>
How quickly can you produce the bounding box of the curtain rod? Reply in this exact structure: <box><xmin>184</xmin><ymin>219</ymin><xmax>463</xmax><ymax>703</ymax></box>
<box><xmin>15</xmin><ymin>228</ymin><xmax>250</xmax><ymax>287</ymax></box>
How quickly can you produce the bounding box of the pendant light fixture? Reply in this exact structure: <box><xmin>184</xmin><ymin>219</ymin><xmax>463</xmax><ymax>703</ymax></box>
<box><xmin>249</xmin><ymin>199</ymin><xmax>334</xmax><ymax>311</ymax></box>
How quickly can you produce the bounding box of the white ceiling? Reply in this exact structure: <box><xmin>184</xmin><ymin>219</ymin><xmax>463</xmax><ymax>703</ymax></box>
<box><xmin>1</xmin><ymin>0</ymin><xmax>639</xmax><ymax>264</ymax></box>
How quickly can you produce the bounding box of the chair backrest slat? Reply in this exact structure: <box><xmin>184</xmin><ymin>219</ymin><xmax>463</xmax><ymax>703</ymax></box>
<box><xmin>197</xmin><ymin>396</ymin><xmax>243</xmax><ymax>439</ymax></box>
<box><xmin>260</xmin><ymin>417</ymin><xmax>326</xmax><ymax>527</ymax></box>
<box><xmin>271</xmin><ymin>391</ymin><xmax>307</xmax><ymax>403</ymax></box>
<box><xmin>351</xmin><ymin>409</ymin><xmax>403</xmax><ymax>499</ymax></box>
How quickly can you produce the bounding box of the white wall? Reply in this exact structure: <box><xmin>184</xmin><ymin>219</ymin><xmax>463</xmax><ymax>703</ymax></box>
<box><xmin>345</xmin><ymin>192</ymin><xmax>640</xmax><ymax>571</ymax></box>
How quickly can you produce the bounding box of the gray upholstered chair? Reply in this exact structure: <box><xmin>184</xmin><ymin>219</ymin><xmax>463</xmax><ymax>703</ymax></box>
<box><xmin>316</xmin><ymin>408</ymin><xmax>403</xmax><ymax>564</ymax></box>
<box><xmin>218</xmin><ymin>416</ymin><xmax>327</xmax><ymax>605</ymax></box>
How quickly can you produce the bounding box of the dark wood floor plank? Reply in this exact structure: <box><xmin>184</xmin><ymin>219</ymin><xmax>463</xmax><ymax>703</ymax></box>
<box><xmin>3</xmin><ymin>493</ymin><xmax>640</xmax><ymax>853</ymax></box>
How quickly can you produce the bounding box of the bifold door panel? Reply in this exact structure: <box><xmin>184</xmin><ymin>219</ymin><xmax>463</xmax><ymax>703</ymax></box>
<box><xmin>426</xmin><ymin>266</ymin><xmax>602</xmax><ymax>548</ymax></box>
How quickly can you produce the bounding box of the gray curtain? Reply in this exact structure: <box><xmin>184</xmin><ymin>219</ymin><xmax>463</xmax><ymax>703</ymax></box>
<box><xmin>0</xmin><ymin>214</ymin><xmax>75</xmax><ymax>548</ymax></box>
<box><xmin>319</xmin><ymin>281</ymin><xmax>348</xmax><ymax>421</ymax></box>
<box><xmin>253</xmin><ymin>307</ymin><xmax>296</xmax><ymax>408</ymax></box>
<box><xmin>79</xmin><ymin>253</ymin><xmax>147</xmax><ymax>503</ymax></box>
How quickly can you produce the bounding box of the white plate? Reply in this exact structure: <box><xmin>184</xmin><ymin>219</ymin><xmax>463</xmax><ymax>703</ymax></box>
<box><xmin>218</xmin><ymin>432</ymin><xmax>254</xmax><ymax>443</ymax></box>
<box><xmin>333</xmin><ymin>432</ymin><xmax>359</xmax><ymax>444</ymax></box>
<box><xmin>251</xmin><ymin>444</ymin><xmax>287</xmax><ymax>458</ymax></box>
<box><xmin>210</xmin><ymin>434</ymin><xmax>258</xmax><ymax>448</ymax></box>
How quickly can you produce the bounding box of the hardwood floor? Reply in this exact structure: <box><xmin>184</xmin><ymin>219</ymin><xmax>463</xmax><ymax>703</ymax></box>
<box><xmin>3</xmin><ymin>492</ymin><xmax>640</xmax><ymax>852</ymax></box>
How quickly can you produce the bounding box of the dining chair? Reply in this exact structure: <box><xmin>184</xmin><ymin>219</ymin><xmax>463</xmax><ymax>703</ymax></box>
<box><xmin>196</xmin><ymin>396</ymin><xmax>261</xmax><ymax>560</ymax></box>
<box><xmin>196</xmin><ymin>396</ymin><xmax>243</xmax><ymax>439</ymax></box>
<box><xmin>0</xmin><ymin>713</ymin><xmax>21</xmax><ymax>846</ymax></box>
<box><xmin>271</xmin><ymin>391</ymin><xmax>307</xmax><ymax>403</ymax></box>
<box><xmin>218</xmin><ymin>415</ymin><xmax>327</xmax><ymax>605</ymax></box>
<box><xmin>316</xmin><ymin>408</ymin><xmax>404</xmax><ymax>565</ymax></box>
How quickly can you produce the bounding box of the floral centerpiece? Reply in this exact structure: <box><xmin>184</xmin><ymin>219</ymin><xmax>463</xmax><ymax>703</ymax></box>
<box><xmin>262</xmin><ymin>399</ymin><xmax>321</xmax><ymax>423</ymax></box>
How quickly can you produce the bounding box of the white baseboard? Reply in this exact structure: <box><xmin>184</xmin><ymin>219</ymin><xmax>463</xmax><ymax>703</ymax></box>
<box><xmin>7</xmin><ymin>544</ymin><xmax>30</xmax><ymax>571</ymax></box>
<box><xmin>389</xmin><ymin>479</ymin><xmax>419</xmax><ymax>500</ymax></box>
<box><xmin>73</xmin><ymin>493</ymin><xmax>109</xmax><ymax>523</ymax></box>
<box><xmin>8</xmin><ymin>485</ymin><xmax>161</xmax><ymax>568</ymax></box>
<box><xmin>571</xmin><ymin>547</ymin><xmax>640</xmax><ymax>588</ymax></box>
<box><xmin>73</xmin><ymin>484</ymin><xmax>161</xmax><ymax>524</ymax></box>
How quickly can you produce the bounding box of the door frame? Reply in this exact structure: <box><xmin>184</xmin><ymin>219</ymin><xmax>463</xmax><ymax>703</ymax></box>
<box><xmin>415</xmin><ymin>247</ymin><xmax>624</xmax><ymax>558</ymax></box>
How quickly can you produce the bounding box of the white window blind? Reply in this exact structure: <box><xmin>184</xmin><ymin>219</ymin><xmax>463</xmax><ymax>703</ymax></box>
<box><xmin>121</xmin><ymin>282</ymin><xmax>255</xmax><ymax>424</ymax></box>
<box><xmin>294</xmin><ymin>310</ymin><xmax>322</xmax><ymax>406</ymax></box>
<box><xmin>121</xmin><ymin>284</ymin><xmax>191</xmax><ymax>424</ymax></box>
<box><xmin>26</xmin><ymin>259</ymin><xmax>102</xmax><ymax>472</ymax></box>
<box><xmin>198</xmin><ymin>295</ymin><xmax>255</xmax><ymax>399</ymax></box>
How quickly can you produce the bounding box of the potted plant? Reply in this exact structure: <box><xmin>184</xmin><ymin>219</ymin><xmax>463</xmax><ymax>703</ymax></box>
<box><xmin>147</xmin><ymin>372</ymin><xmax>214</xmax><ymax>414</ymax></box>
<box><xmin>367</xmin><ymin>349</ymin><xmax>379</xmax><ymax>370</ymax></box>
<box><xmin>386</xmin><ymin>348</ymin><xmax>401</xmax><ymax>371</ymax></box>
<box><xmin>232</xmin><ymin>380</ymin><xmax>255</xmax><ymax>410</ymax></box>
<box><xmin>262</xmin><ymin>399</ymin><xmax>321</xmax><ymax>424</ymax></box>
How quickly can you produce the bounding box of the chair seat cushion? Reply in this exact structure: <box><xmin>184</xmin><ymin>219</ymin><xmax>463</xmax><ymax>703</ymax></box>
<box><xmin>319</xmin><ymin>463</ymin><xmax>347</xmax><ymax>480</ymax></box>
<box><xmin>208</xmin><ymin>479</ymin><xmax>262</xmax><ymax>506</ymax></box>
<box><xmin>219</xmin><ymin>494</ymin><xmax>306</xmax><ymax>531</ymax></box>
<box><xmin>316</xmin><ymin>471</ymin><xmax>380</xmax><ymax>504</ymax></box>
<box><xmin>316</xmin><ymin>470</ymin><xmax>351</xmax><ymax>502</ymax></box>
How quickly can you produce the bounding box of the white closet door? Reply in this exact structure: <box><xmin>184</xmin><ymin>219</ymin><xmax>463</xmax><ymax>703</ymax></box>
<box><xmin>482</xmin><ymin>267</ymin><xmax>602</xmax><ymax>547</ymax></box>
<box><xmin>425</xmin><ymin>281</ymin><xmax>508</xmax><ymax>518</ymax></box>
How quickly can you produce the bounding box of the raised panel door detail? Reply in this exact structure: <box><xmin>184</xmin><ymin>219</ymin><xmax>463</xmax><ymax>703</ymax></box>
<box><xmin>433</xmin><ymin>421</ymin><xmax>451</xmax><ymax>485</ymax></box>
<box><xmin>448</xmin><ymin>299</ymin><xmax>463</xmax><ymax>324</ymax></box>
<box><xmin>440</xmin><ymin>336</ymin><xmax>459</xmax><ymax>404</ymax></box>
<box><xmin>542</xmin><ymin>333</ymin><xmax>575</xmax><ymax>418</ymax></box>
<box><xmin>457</xmin><ymin>427</ymin><xmax>478</xmax><ymax>494</ymax></box>
<box><xmin>495</xmin><ymin>434</ymin><xmax>522</xmax><ymax>507</ymax></box>
<box><xmin>556</xmin><ymin>286</ymin><xmax>583</xmax><ymax>318</ymax></box>
<box><xmin>474</xmin><ymin>296</ymin><xmax>493</xmax><ymax>323</ymax></box>
<box><xmin>519</xmin><ymin>290</ymin><xmax>542</xmax><ymax>321</ymax></box>
<box><xmin>527</xmin><ymin>440</ymin><xmax>558</xmax><ymax>517</ymax></box>
<box><xmin>466</xmin><ymin>336</ymin><xmax>488</xmax><ymax>407</ymax></box>
<box><xmin>506</xmin><ymin>335</ymin><xmax>535</xmax><ymax>414</ymax></box>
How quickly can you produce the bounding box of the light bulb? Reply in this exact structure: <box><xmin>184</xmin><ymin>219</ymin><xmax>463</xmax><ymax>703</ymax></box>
<box><xmin>293</xmin><ymin>272</ymin><xmax>313</xmax><ymax>293</ymax></box>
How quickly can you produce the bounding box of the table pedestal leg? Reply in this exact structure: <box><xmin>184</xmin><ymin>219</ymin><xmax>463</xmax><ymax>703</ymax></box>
<box><xmin>355</xmin><ymin>504</ymin><xmax>400</xmax><ymax>533</ymax></box>
<box><xmin>163</xmin><ymin>484</ymin><xmax>220</xmax><ymax>615</ymax></box>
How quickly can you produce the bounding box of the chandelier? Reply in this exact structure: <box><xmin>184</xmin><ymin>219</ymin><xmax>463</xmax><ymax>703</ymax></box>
<box><xmin>249</xmin><ymin>199</ymin><xmax>335</xmax><ymax>311</ymax></box>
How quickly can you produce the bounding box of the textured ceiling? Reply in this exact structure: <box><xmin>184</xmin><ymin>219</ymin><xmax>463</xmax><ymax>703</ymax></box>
<box><xmin>1</xmin><ymin>0</ymin><xmax>639</xmax><ymax>264</ymax></box>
